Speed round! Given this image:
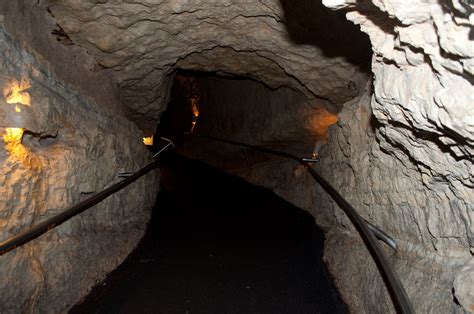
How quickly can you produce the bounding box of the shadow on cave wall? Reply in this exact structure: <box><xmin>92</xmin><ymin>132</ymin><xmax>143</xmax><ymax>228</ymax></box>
<box><xmin>279</xmin><ymin>0</ymin><xmax>372</xmax><ymax>71</ymax></box>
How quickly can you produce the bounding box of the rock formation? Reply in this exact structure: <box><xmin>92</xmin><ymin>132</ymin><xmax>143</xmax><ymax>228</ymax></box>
<box><xmin>0</xmin><ymin>2</ymin><xmax>157</xmax><ymax>312</ymax></box>
<box><xmin>317</xmin><ymin>1</ymin><xmax>473</xmax><ymax>312</ymax></box>
<box><xmin>0</xmin><ymin>0</ymin><xmax>472</xmax><ymax>312</ymax></box>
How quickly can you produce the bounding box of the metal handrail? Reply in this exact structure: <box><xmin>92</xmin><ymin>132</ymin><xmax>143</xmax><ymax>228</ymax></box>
<box><xmin>185</xmin><ymin>133</ymin><xmax>413</xmax><ymax>314</ymax></box>
<box><xmin>0</xmin><ymin>141</ymin><xmax>173</xmax><ymax>256</ymax></box>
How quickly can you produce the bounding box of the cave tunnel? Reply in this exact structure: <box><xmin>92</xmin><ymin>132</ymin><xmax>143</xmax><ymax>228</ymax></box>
<box><xmin>0</xmin><ymin>1</ymin><xmax>473</xmax><ymax>313</ymax></box>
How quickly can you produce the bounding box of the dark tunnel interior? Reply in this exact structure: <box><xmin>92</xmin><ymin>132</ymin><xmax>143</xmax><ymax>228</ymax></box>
<box><xmin>70</xmin><ymin>70</ymin><xmax>350</xmax><ymax>313</ymax></box>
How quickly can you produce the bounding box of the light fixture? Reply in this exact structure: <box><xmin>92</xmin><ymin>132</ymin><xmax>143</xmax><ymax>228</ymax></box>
<box><xmin>190</xmin><ymin>96</ymin><xmax>199</xmax><ymax>133</ymax></box>
<box><xmin>142</xmin><ymin>136</ymin><xmax>153</xmax><ymax>146</ymax></box>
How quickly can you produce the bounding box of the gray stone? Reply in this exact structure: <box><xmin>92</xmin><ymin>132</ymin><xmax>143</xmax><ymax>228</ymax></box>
<box><xmin>0</xmin><ymin>3</ymin><xmax>158</xmax><ymax>313</ymax></box>
<box><xmin>454</xmin><ymin>259</ymin><xmax>474</xmax><ymax>313</ymax></box>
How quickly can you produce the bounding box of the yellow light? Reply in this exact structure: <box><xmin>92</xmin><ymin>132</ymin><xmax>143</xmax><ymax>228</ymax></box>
<box><xmin>3</xmin><ymin>127</ymin><xmax>26</xmax><ymax>157</ymax></box>
<box><xmin>143</xmin><ymin>136</ymin><xmax>153</xmax><ymax>146</ymax></box>
<box><xmin>191</xmin><ymin>97</ymin><xmax>199</xmax><ymax>117</ymax></box>
<box><xmin>4</xmin><ymin>127</ymin><xmax>24</xmax><ymax>142</ymax></box>
<box><xmin>15</xmin><ymin>105</ymin><xmax>21</xmax><ymax>113</ymax></box>
<box><xmin>2</xmin><ymin>127</ymin><xmax>42</xmax><ymax>169</ymax></box>
<box><xmin>190</xmin><ymin>97</ymin><xmax>199</xmax><ymax>133</ymax></box>
<box><xmin>3</xmin><ymin>79</ymin><xmax>31</xmax><ymax>106</ymax></box>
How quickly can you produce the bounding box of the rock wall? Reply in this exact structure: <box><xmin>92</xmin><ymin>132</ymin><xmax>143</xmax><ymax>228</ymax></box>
<box><xmin>0</xmin><ymin>4</ymin><xmax>158</xmax><ymax>313</ymax></box>
<box><xmin>317</xmin><ymin>1</ymin><xmax>473</xmax><ymax>312</ymax></box>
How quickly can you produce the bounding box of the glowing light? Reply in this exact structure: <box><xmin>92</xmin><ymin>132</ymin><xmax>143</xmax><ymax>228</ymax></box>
<box><xmin>175</xmin><ymin>75</ymin><xmax>201</xmax><ymax>133</ymax></box>
<box><xmin>190</xmin><ymin>96</ymin><xmax>200</xmax><ymax>133</ymax></box>
<box><xmin>2</xmin><ymin>128</ymin><xmax>43</xmax><ymax>169</ymax></box>
<box><xmin>311</xmin><ymin>108</ymin><xmax>338</xmax><ymax>136</ymax></box>
<box><xmin>143</xmin><ymin>136</ymin><xmax>153</xmax><ymax>146</ymax></box>
<box><xmin>4</xmin><ymin>127</ymin><xmax>24</xmax><ymax>142</ymax></box>
<box><xmin>3</xmin><ymin>79</ymin><xmax>31</xmax><ymax>106</ymax></box>
<box><xmin>3</xmin><ymin>127</ymin><xmax>26</xmax><ymax>158</ymax></box>
<box><xmin>191</xmin><ymin>97</ymin><xmax>199</xmax><ymax>118</ymax></box>
<box><xmin>15</xmin><ymin>105</ymin><xmax>21</xmax><ymax>113</ymax></box>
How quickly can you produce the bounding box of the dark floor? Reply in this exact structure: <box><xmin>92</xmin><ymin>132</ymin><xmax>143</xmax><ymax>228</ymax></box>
<box><xmin>70</xmin><ymin>154</ymin><xmax>347</xmax><ymax>314</ymax></box>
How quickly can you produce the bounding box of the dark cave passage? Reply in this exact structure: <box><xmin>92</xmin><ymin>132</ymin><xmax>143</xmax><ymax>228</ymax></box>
<box><xmin>71</xmin><ymin>155</ymin><xmax>347</xmax><ymax>314</ymax></box>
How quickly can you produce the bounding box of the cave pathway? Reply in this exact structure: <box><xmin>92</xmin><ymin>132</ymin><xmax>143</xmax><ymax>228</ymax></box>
<box><xmin>70</xmin><ymin>154</ymin><xmax>347</xmax><ymax>314</ymax></box>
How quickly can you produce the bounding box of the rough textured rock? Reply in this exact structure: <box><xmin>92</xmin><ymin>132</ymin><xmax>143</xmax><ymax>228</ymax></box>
<box><xmin>0</xmin><ymin>4</ymin><xmax>157</xmax><ymax>313</ymax></box>
<box><xmin>316</xmin><ymin>86</ymin><xmax>472</xmax><ymax>313</ymax></box>
<box><xmin>454</xmin><ymin>259</ymin><xmax>474</xmax><ymax>312</ymax></box>
<box><xmin>45</xmin><ymin>0</ymin><xmax>371</xmax><ymax>133</ymax></box>
<box><xmin>1</xmin><ymin>0</ymin><xmax>472</xmax><ymax>313</ymax></box>
<box><xmin>316</xmin><ymin>1</ymin><xmax>473</xmax><ymax>312</ymax></box>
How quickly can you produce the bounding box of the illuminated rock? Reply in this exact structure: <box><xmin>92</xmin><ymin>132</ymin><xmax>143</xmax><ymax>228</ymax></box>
<box><xmin>0</xmin><ymin>4</ymin><xmax>158</xmax><ymax>313</ymax></box>
<box><xmin>0</xmin><ymin>0</ymin><xmax>471</xmax><ymax>313</ymax></box>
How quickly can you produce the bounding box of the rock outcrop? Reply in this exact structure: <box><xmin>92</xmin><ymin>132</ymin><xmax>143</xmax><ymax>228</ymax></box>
<box><xmin>0</xmin><ymin>3</ymin><xmax>157</xmax><ymax>312</ymax></box>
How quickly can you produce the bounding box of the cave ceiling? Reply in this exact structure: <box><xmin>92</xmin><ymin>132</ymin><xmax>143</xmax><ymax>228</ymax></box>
<box><xmin>47</xmin><ymin>0</ymin><xmax>371</xmax><ymax>133</ymax></box>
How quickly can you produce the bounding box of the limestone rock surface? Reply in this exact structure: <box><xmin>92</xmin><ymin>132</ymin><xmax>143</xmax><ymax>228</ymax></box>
<box><xmin>0</xmin><ymin>4</ymin><xmax>158</xmax><ymax>313</ymax></box>
<box><xmin>454</xmin><ymin>259</ymin><xmax>474</xmax><ymax>313</ymax></box>
<box><xmin>45</xmin><ymin>0</ymin><xmax>371</xmax><ymax>133</ymax></box>
<box><xmin>318</xmin><ymin>1</ymin><xmax>473</xmax><ymax>312</ymax></box>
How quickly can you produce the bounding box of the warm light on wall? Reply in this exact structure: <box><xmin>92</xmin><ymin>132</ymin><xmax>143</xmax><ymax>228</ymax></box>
<box><xmin>312</xmin><ymin>108</ymin><xmax>338</xmax><ymax>136</ymax></box>
<box><xmin>1</xmin><ymin>78</ymin><xmax>42</xmax><ymax>168</ymax></box>
<box><xmin>191</xmin><ymin>97</ymin><xmax>199</xmax><ymax>118</ymax></box>
<box><xmin>190</xmin><ymin>96</ymin><xmax>200</xmax><ymax>133</ymax></box>
<box><xmin>143</xmin><ymin>136</ymin><xmax>153</xmax><ymax>146</ymax></box>
<box><xmin>3</xmin><ymin>79</ymin><xmax>31</xmax><ymax>106</ymax></box>
<box><xmin>2</xmin><ymin>79</ymin><xmax>30</xmax><ymax>153</ymax></box>
<box><xmin>3</xmin><ymin>127</ymin><xmax>27</xmax><ymax>157</ymax></box>
<box><xmin>310</xmin><ymin>108</ymin><xmax>338</xmax><ymax>159</ymax></box>
<box><xmin>2</xmin><ymin>127</ymin><xmax>43</xmax><ymax>169</ymax></box>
